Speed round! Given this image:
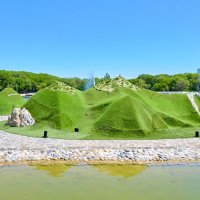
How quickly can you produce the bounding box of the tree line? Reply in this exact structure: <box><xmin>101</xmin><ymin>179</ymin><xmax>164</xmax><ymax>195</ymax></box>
<box><xmin>0</xmin><ymin>70</ymin><xmax>198</xmax><ymax>93</ymax></box>
<box><xmin>129</xmin><ymin>73</ymin><xmax>198</xmax><ymax>91</ymax></box>
<box><xmin>0</xmin><ymin>70</ymin><xmax>85</xmax><ymax>93</ymax></box>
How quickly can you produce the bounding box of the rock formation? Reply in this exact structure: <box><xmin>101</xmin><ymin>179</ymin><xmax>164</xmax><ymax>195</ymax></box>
<box><xmin>95</xmin><ymin>76</ymin><xmax>139</xmax><ymax>92</ymax></box>
<box><xmin>7</xmin><ymin>108</ymin><xmax>35</xmax><ymax>127</ymax></box>
<box><xmin>46</xmin><ymin>81</ymin><xmax>76</xmax><ymax>94</ymax></box>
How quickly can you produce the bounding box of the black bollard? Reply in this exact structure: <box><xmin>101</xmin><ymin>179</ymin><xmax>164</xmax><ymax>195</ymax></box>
<box><xmin>74</xmin><ymin>128</ymin><xmax>79</xmax><ymax>133</ymax></box>
<box><xmin>43</xmin><ymin>131</ymin><xmax>48</xmax><ymax>138</ymax></box>
<box><xmin>195</xmin><ymin>131</ymin><xmax>199</xmax><ymax>138</ymax></box>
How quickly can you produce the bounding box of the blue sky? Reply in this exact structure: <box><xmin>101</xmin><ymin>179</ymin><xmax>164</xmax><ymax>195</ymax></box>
<box><xmin>0</xmin><ymin>0</ymin><xmax>199</xmax><ymax>78</ymax></box>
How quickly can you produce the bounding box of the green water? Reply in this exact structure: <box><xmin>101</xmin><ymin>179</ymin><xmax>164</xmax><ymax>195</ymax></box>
<box><xmin>0</xmin><ymin>163</ymin><xmax>200</xmax><ymax>200</ymax></box>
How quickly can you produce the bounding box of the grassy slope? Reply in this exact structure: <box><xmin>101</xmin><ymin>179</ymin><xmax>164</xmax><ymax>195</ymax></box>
<box><xmin>194</xmin><ymin>95</ymin><xmax>200</xmax><ymax>110</ymax></box>
<box><xmin>0</xmin><ymin>86</ymin><xmax>199</xmax><ymax>139</ymax></box>
<box><xmin>82</xmin><ymin>88</ymin><xmax>200</xmax><ymax>137</ymax></box>
<box><xmin>24</xmin><ymin>89</ymin><xmax>85</xmax><ymax>130</ymax></box>
<box><xmin>0</xmin><ymin>88</ymin><xmax>25</xmax><ymax>115</ymax></box>
<box><xmin>135</xmin><ymin>89</ymin><xmax>200</xmax><ymax>126</ymax></box>
<box><xmin>94</xmin><ymin>95</ymin><xmax>168</xmax><ymax>134</ymax></box>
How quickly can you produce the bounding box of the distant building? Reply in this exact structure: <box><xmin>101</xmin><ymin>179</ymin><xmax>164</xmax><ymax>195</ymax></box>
<box><xmin>197</xmin><ymin>68</ymin><xmax>200</xmax><ymax>92</ymax></box>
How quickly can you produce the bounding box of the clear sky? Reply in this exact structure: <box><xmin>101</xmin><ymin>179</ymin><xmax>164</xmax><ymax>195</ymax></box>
<box><xmin>0</xmin><ymin>0</ymin><xmax>199</xmax><ymax>78</ymax></box>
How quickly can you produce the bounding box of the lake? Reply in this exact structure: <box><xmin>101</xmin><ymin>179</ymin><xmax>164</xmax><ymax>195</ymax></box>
<box><xmin>0</xmin><ymin>163</ymin><xmax>199</xmax><ymax>200</ymax></box>
<box><xmin>23</xmin><ymin>95</ymin><xmax>31</xmax><ymax>100</ymax></box>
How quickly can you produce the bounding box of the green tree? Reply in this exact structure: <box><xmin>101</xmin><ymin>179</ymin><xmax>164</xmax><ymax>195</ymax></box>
<box><xmin>134</xmin><ymin>79</ymin><xmax>146</xmax><ymax>88</ymax></box>
<box><xmin>174</xmin><ymin>79</ymin><xmax>190</xmax><ymax>91</ymax></box>
<box><xmin>152</xmin><ymin>83</ymin><xmax>169</xmax><ymax>91</ymax></box>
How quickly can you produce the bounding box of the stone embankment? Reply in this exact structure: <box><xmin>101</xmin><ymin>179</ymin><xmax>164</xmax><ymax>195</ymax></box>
<box><xmin>0</xmin><ymin>131</ymin><xmax>200</xmax><ymax>164</ymax></box>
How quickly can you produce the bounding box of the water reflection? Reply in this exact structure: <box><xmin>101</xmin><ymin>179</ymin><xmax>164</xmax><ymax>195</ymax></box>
<box><xmin>30</xmin><ymin>164</ymin><xmax>72</xmax><ymax>177</ymax></box>
<box><xmin>0</xmin><ymin>164</ymin><xmax>200</xmax><ymax>200</ymax></box>
<box><xmin>94</xmin><ymin>164</ymin><xmax>146</xmax><ymax>178</ymax></box>
<box><xmin>30</xmin><ymin>163</ymin><xmax>146</xmax><ymax>178</ymax></box>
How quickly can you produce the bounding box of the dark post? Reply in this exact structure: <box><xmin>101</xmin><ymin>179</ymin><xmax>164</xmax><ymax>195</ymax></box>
<box><xmin>43</xmin><ymin>131</ymin><xmax>48</xmax><ymax>138</ymax></box>
<box><xmin>195</xmin><ymin>131</ymin><xmax>199</xmax><ymax>138</ymax></box>
<box><xmin>74</xmin><ymin>128</ymin><xmax>79</xmax><ymax>133</ymax></box>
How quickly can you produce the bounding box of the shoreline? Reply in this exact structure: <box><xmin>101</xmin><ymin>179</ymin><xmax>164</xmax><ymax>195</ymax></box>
<box><xmin>1</xmin><ymin>159</ymin><xmax>200</xmax><ymax>167</ymax></box>
<box><xmin>0</xmin><ymin>131</ymin><xmax>200</xmax><ymax>165</ymax></box>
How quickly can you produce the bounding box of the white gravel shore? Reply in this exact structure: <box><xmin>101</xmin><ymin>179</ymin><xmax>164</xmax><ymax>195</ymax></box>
<box><xmin>0</xmin><ymin>130</ymin><xmax>200</xmax><ymax>164</ymax></box>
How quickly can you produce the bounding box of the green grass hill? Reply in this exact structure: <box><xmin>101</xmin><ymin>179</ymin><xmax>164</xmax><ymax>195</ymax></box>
<box><xmin>24</xmin><ymin>86</ymin><xmax>85</xmax><ymax>130</ymax></box>
<box><xmin>91</xmin><ymin>88</ymin><xmax>200</xmax><ymax>135</ymax></box>
<box><xmin>2</xmin><ymin>77</ymin><xmax>200</xmax><ymax>139</ymax></box>
<box><xmin>0</xmin><ymin>88</ymin><xmax>26</xmax><ymax>115</ymax></box>
<box><xmin>26</xmin><ymin>78</ymin><xmax>200</xmax><ymax>134</ymax></box>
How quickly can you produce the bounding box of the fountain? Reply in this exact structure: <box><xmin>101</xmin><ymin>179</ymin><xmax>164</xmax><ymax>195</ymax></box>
<box><xmin>84</xmin><ymin>73</ymin><xmax>95</xmax><ymax>90</ymax></box>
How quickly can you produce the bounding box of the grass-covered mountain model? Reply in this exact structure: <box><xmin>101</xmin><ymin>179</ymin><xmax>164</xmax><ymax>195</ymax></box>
<box><xmin>83</xmin><ymin>87</ymin><xmax>200</xmax><ymax>135</ymax></box>
<box><xmin>24</xmin><ymin>86</ymin><xmax>84</xmax><ymax>130</ymax></box>
<box><xmin>1</xmin><ymin>77</ymin><xmax>200</xmax><ymax>139</ymax></box>
<box><xmin>0</xmin><ymin>88</ymin><xmax>26</xmax><ymax>115</ymax></box>
<box><xmin>21</xmin><ymin>77</ymin><xmax>200</xmax><ymax>138</ymax></box>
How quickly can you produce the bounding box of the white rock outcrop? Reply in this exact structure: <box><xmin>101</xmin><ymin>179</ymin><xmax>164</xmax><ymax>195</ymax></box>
<box><xmin>7</xmin><ymin>108</ymin><xmax>35</xmax><ymax>127</ymax></box>
<box><xmin>95</xmin><ymin>76</ymin><xmax>139</xmax><ymax>92</ymax></box>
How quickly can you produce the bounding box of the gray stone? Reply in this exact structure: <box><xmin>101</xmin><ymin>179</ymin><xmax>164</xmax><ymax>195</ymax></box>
<box><xmin>0</xmin><ymin>131</ymin><xmax>200</xmax><ymax>163</ymax></box>
<box><xmin>7</xmin><ymin>108</ymin><xmax>35</xmax><ymax>127</ymax></box>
